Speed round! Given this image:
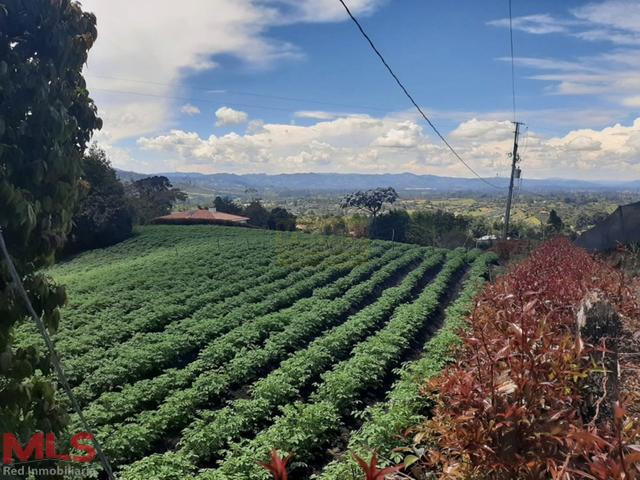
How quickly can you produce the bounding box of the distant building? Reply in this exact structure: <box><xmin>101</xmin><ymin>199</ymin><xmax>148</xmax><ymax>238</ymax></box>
<box><xmin>154</xmin><ymin>208</ymin><xmax>249</xmax><ymax>225</ymax></box>
<box><xmin>475</xmin><ymin>234</ymin><xmax>498</xmax><ymax>249</ymax></box>
<box><xmin>575</xmin><ymin>201</ymin><xmax>640</xmax><ymax>252</ymax></box>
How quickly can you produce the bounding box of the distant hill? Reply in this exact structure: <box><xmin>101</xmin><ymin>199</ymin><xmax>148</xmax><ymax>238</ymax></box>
<box><xmin>115</xmin><ymin>169</ymin><xmax>640</xmax><ymax>195</ymax></box>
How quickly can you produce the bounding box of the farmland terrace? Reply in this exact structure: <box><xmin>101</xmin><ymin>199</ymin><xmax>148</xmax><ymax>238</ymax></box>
<box><xmin>13</xmin><ymin>225</ymin><xmax>496</xmax><ymax>479</ymax></box>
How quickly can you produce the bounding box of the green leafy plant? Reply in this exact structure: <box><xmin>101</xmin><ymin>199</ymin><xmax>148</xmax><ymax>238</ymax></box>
<box><xmin>319</xmin><ymin>252</ymin><xmax>497</xmax><ymax>479</ymax></box>
<box><xmin>199</xmin><ymin>251</ymin><xmax>467</xmax><ymax>480</ymax></box>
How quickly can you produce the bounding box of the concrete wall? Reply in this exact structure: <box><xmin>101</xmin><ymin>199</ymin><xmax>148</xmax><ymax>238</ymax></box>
<box><xmin>575</xmin><ymin>201</ymin><xmax>640</xmax><ymax>252</ymax></box>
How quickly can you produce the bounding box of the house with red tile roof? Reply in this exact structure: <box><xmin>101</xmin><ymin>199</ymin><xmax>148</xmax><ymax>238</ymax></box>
<box><xmin>154</xmin><ymin>208</ymin><xmax>249</xmax><ymax>225</ymax></box>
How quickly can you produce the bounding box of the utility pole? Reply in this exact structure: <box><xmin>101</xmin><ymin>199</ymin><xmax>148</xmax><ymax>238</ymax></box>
<box><xmin>503</xmin><ymin>121</ymin><xmax>524</xmax><ymax>240</ymax></box>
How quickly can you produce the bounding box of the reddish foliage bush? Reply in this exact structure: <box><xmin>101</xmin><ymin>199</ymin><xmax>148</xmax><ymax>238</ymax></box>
<box><xmin>260</xmin><ymin>450</ymin><xmax>292</xmax><ymax>480</ymax></box>
<box><xmin>422</xmin><ymin>237</ymin><xmax>640</xmax><ymax>479</ymax></box>
<box><xmin>353</xmin><ymin>452</ymin><xmax>404</xmax><ymax>480</ymax></box>
<box><xmin>260</xmin><ymin>451</ymin><xmax>402</xmax><ymax>480</ymax></box>
<box><xmin>490</xmin><ymin>239</ymin><xmax>531</xmax><ymax>263</ymax></box>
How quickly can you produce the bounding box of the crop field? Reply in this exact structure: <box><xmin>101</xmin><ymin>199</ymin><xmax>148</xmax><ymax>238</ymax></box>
<box><xmin>14</xmin><ymin>225</ymin><xmax>496</xmax><ymax>479</ymax></box>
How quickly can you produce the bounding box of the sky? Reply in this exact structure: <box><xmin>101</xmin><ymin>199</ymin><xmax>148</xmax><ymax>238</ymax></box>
<box><xmin>82</xmin><ymin>0</ymin><xmax>640</xmax><ymax>181</ymax></box>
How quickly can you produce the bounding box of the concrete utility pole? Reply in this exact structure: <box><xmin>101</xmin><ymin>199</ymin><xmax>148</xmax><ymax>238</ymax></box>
<box><xmin>503</xmin><ymin>121</ymin><xmax>524</xmax><ymax>240</ymax></box>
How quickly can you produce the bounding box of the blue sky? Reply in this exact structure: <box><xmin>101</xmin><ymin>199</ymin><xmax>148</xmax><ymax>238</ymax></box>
<box><xmin>83</xmin><ymin>0</ymin><xmax>640</xmax><ymax>180</ymax></box>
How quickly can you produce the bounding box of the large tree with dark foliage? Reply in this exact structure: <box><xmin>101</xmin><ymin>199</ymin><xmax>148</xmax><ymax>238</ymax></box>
<box><xmin>213</xmin><ymin>196</ymin><xmax>243</xmax><ymax>215</ymax></box>
<box><xmin>243</xmin><ymin>200</ymin><xmax>270</xmax><ymax>228</ymax></box>
<box><xmin>369</xmin><ymin>209</ymin><xmax>410</xmax><ymax>242</ymax></box>
<box><xmin>407</xmin><ymin>209</ymin><xmax>471</xmax><ymax>248</ymax></box>
<box><xmin>128</xmin><ymin>176</ymin><xmax>186</xmax><ymax>224</ymax></box>
<box><xmin>242</xmin><ymin>201</ymin><xmax>296</xmax><ymax>231</ymax></box>
<box><xmin>0</xmin><ymin>0</ymin><xmax>101</xmax><ymax>438</ymax></box>
<box><xmin>67</xmin><ymin>145</ymin><xmax>133</xmax><ymax>253</ymax></box>
<box><xmin>340</xmin><ymin>187</ymin><xmax>398</xmax><ymax>218</ymax></box>
<box><xmin>268</xmin><ymin>207</ymin><xmax>296</xmax><ymax>231</ymax></box>
<box><xmin>547</xmin><ymin>209</ymin><xmax>563</xmax><ymax>232</ymax></box>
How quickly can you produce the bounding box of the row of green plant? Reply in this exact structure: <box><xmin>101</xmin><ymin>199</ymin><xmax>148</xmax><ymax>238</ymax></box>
<box><xmin>117</xmin><ymin>249</ymin><xmax>445</xmax><ymax>479</ymax></box>
<box><xmin>15</xmin><ymin>228</ymin><xmax>334</xmax><ymax>353</ymax></box>
<box><xmin>53</xmin><ymin>226</ymin><xmax>322</xmax><ymax>285</ymax></box>
<box><xmin>79</xmin><ymin>246</ymin><xmax>408</xmax><ymax>428</ymax></box>
<box><xmin>198</xmin><ymin>250</ymin><xmax>467</xmax><ymax>479</ymax></box>
<box><xmin>62</xmin><ymin>242</ymin><xmax>351</xmax><ymax>381</ymax></box>
<box><xmin>70</xmin><ymin>246</ymin><xmax>376</xmax><ymax>403</ymax></box>
<box><xmin>98</xmin><ymin>247</ymin><xmax>432</xmax><ymax>466</ymax></box>
<box><xmin>59</xmin><ymin>227</ymin><xmax>359</xmax><ymax>320</ymax></box>
<box><xmin>61</xmin><ymin>234</ymin><xmax>274</xmax><ymax>311</ymax></box>
<box><xmin>317</xmin><ymin>251</ymin><xmax>497</xmax><ymax>479</ymax></box>
<box><xmin>53</xmin><ymin>239</ymin><xmax>332</xmax><ymax>357</ymax></box>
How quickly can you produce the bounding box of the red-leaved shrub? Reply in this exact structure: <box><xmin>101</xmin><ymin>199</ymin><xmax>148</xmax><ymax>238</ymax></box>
<box><xmin>353</xmin><ymin>452</ymin><xmax>404</xmax><ymax>479</ymax></box>
<box><xmin>422</xmin><ymin>237</ymin><xmax>640</xmax><ymax>479</ymax></box>
<box><xmin>260</xmin><ymin>450</ymin><xmax>292</xmax><ymax>480</ymax></box>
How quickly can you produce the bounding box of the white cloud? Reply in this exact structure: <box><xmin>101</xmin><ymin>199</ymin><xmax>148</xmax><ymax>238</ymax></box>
<box><xmin>294</xmin><ymin>110</ymin><xmax>343</xmax><ymax>120</ymax></box>
<box><xmin>487</xmin><ymin>14</ymin><xmax>573</xmax><ymax>34</ymax></box>
<box><xmin>499</xmin><ymin>57</ymin><xmax>594</xmax><ymax>72</ymax></box>
<box><xmin>270</xmin><ymin>0</ymin><xmax>386</xmax><ymax>23</ymax></box>
<box><xmin>622</xmin><ymin>96</ymin><xmax>640</xmax><ymax>107</ymax></box>
<box><xmin>135</xmin><ymin>113</ymin><xmax>640</xmax><ymax>180</ymax></box>
<box><xmin>373</xmin><ymin>121</ymin><xmax>424</xmax><ymax>148</ymax></box>
<box><xmin>180</xmin><ymin>104</ymin><xmax>201</xmax><ymax>116</ymax></box>
<box><xmin>81</xmin><ymin>0</ymin><xmax>383</xmax><ymax>141</ymax></box>
<box><xmin>513</xmin><ymin>49</ymin><xmax>640</xmax><ymax>106</ymax></box>
<box><xmin>489</xmin><ymin>2</ymin><xmax>640</xmax><ymax>107</ymax></box>
<box><xmin>215</xmin><ymin>106</ymin><xmax>249</xmax><ymax>126</ymax></box>
<box><xmin>450</xmin><ymin>118</ymin><xmax>514</xmax><ymax>142</ymax></box>
<box><xmin>489</xmin><ymin>2</ymin><xmax>640</xmax><ymax>44</ymax></box>
<box><xmin>572</xmin><ymin>1</ymin><xmax>640</xmax><ymax>45</ymax></box>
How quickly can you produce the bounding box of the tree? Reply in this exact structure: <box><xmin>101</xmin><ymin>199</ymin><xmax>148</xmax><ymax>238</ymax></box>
<box><xmin>128</xmin><ymin>176</ymin><xmax>187</xmax><ymax>224</ymax></box>
<box><xmin>66</xmin><ymin>145</ymin><xmax>133</xmax><ymax>253</ymax></box>
<box><xmin>470</xmin><ymin>218</ymin><xmax>490</xmax><ymax>238</ymax></box>
<box><xmin>340</xmin><ymin>187</ymin><xmax>398</xmax><ymax>218</ymax></box>
<box><xmin>320</xmin><ymin>216</ymin><xmax>348</xmax><ymax>236</ymax></box>
<box><xmin>213</xmin><ymin>196</ymin><xmax>243</xmax><ymax>215</ymax></box>
<box><xmin>268</xmin><ymin>207</ymin><xmax>296</xmax><ymax>231</ymax></box>
<box><xmin>243</xmin><ymin>200</ymin><xmax>270</xmax><ymax>228</ymax></box>
<box><xmin>547</xmin><ymin>209</ymin><xmax>563</xmax><ymax>232</ymax></box>
<box><xmin>369</xmin><ymin>210</ymin><xmax>410</xmax><ymax>242</ymax></box>
<box><xmin>347</xmin><ymin>214</ymin><xmax>370</xmax><ymax>238</ymax></box>
<box><xmin>407</xmin><ymin>210</ymin><xmax>471</xmax><ymax>248</ymax></box>
<box><xmin>0</xmin><ymin>0</ymin><xmax>101</xmax><ymax>439</ymax></box>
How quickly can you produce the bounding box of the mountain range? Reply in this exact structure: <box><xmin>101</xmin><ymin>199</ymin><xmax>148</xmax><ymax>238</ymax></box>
<box><xmin>115</xmin><ymin>170</ymin><xmax>640</xmax><ymax>196</ymax></box>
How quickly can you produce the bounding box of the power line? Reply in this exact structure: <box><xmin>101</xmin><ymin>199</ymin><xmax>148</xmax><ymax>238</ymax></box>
<box><xmin>509</xmin><ymin>0</ymin><xmax>517</xmax><ymax>123</ymax></box>
<box><xmin>86</xmin><ymin>73</ymin><xmax>390</xmax><ymax>114</ymax></box>
<box><xmin>0</xmin><ymin>228</ymin><xmax>116</xmax><ymax>480</ymax></box>
<box><xmin>337</xmin><ymin>0</ymin><xmax>503</xmax><ymax>190</ymax></box>
<box><xmin>91</xmin><ymin>87</ymin><xmax>295</xmax><ymax>113</ymax></box>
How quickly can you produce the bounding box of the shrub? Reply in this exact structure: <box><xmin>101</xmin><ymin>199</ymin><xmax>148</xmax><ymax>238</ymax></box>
<box><xmin>419</xmin><ymin>238</ymin><xmax>640</xmax><ymax>479</ymax></box>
